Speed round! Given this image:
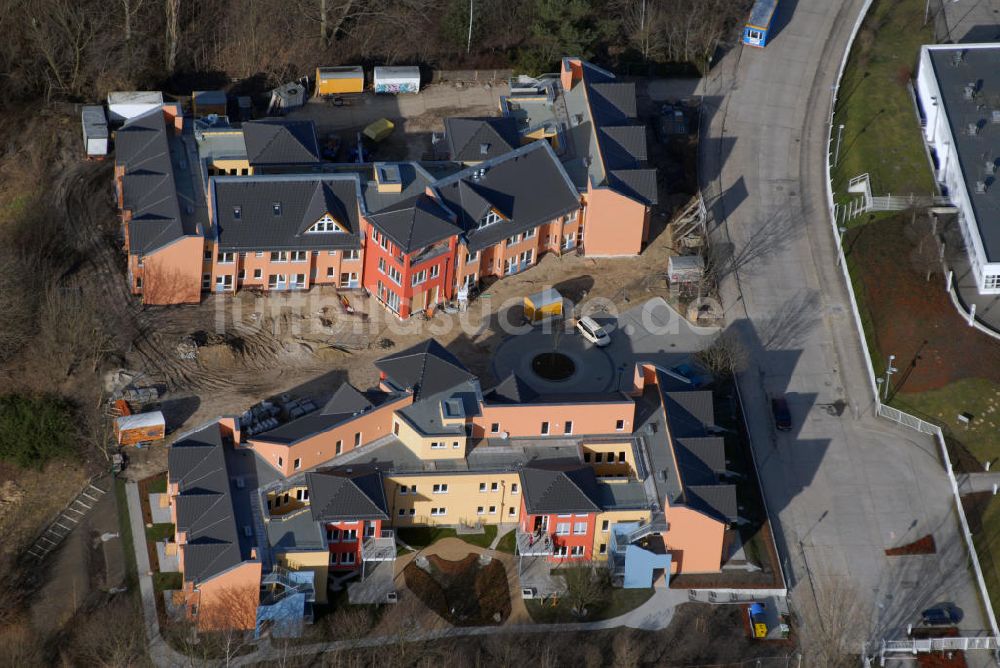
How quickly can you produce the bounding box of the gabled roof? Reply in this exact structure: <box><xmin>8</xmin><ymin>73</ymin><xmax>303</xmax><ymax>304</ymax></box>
<box><xmin>168</xmin><ymin>423</ymin><xmax>249</xmax><ymax>584</ymax></box>
<box><xmin>444</xmin><ymin>117</ymin><xmax>520</xmax><ymax>162</ymax></box>
<box><xmin>674</xmin><ymin>436</ymin><xmax>727</xmax><ymax>486</ymax></box>
<box><xmin>375</xmin><ymin>339</ymin><xmax>475</xmax><ymax>400</ymax></box>
<box><xmin>663</xmin><ymin>390</ymin><xmax>715</xmax><ymax>438</ymax></box>
<box><xmin>365</xmin><ymin>193</ymin><xmax>460</xmax><ymax>253</ymax></box>
<box><xmin>686</xmin><ymin>484</ymin><xmax>738</xmax><ymax>524</ymax></box>
<box><xmin>115</xmin><ymin>108</ymin><xmax>193</xmax><ymax>255</ymax></box>
<box><xmin>520</xmin><ymin>462</ymin><xmax>602</xmax><ymax>515</ymax></box>
<box><xmin>433</xmin><ymin>141</ymin><xmax>581</xmax><ymax>252</ymax></box>
<box><xmin>321</xmin><ymin>383</ymin><xmax>374</xmax><ymax>416</ymax></box>
<box><xmin>485</xmin><ymin>373</ymin><xmax>539</xmax><ymax>405</ymax></box>
<box><xmin>306</xmin><ymin>468</ymin><xmax>389</xmax><ymax>521</ymax></box>
<box><xmin>212</xmin><ymin>175</ymin><xmax>362</xmax><ymax>251</ymax></box>
<box><xmin>609</xmin><ymin>169</ymin><xmax>658</xmax><ymax>205</ymax></box>
<box><xmin>242</xmin><ymin>119</ymin><xmax>321</xmax><ymax>166</ymax></box>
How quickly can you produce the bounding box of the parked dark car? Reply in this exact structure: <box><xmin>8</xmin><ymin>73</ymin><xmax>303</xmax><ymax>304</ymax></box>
<box><xmin>771</xmin><ymin>397</ymin><xmax>792</xmax><ymax>431</ymax></box>
<box><xmin>921</xmin><ymin>604</ymin><xmax>962</xmax><ymax>626</ymax></box>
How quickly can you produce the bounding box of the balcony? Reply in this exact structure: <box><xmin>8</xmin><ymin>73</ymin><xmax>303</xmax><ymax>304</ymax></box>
<box><xmin>516</xmin><ymin>528</ymin><xmax>554</xmax><ymax>556</ymax></box>
<box><xmin>362</xmin><ymin>529</ymin><xmax>397</xmax><ymax>562</ymax></box>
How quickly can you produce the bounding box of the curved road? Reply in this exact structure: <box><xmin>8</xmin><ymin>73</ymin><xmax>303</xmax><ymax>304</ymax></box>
<box><xmin>700</xmin><ymin>0</ymin><xmax>988</xmax><ymax>650</ymax></box>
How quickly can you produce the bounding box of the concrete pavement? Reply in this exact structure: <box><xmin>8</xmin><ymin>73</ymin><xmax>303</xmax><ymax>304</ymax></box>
<box><xmin>699</xmin><ymin>0</ymin><xmax>991</xmax><ymax>653</ymax></box>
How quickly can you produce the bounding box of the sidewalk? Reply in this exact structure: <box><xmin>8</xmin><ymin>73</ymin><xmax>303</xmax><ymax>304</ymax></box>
<box><xmin>124</xmin><ymin>481</ymin><xmax>187</xmax><ymax>668</ymax></box>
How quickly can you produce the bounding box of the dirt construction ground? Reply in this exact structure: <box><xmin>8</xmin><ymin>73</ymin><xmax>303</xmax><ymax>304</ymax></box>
<box><xmin>55</xmin><ymin>79</ymin><xmax>697</xmax><ymax>481</ymax></box>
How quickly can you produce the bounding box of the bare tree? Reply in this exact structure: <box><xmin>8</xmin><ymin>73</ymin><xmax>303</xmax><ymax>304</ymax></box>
<box><xmin>561</xmin><ymin>562</ymin><xmax>608</xmax><ymax>618</ymax></box>
<box><xmin>695</xmin><ymin>330</ymin><xmax>749</xmax><ymax>378</ymax></box>
<box><xmin>795</xmin><ymin>579</ymin><xmax>868</xmax><ymax>668</ymax></box>
<box><xmin>905</xmin><ymin>211</ymin><xmax>942</xmax><ymax>283</ymax></box>
<box><xmin>612</xmin><ymin>628</ymin><xmax>644</xmax><ymax>668</ymax></box>
<box><xmin>26</xmin><ymin>0</ymin><xmax>100</xmax><ymax>98</ymax></box>
<box><xmin>164</xmin><ymin>0</ymin><xmax>181</xmax><ymax>72</ymax></box>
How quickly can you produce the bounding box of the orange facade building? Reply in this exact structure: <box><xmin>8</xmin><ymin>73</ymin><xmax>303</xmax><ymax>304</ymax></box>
<box><xmin>114</xmin><ymin>58</ymin><xmax>656</xmax><ymax>314</ymax></box>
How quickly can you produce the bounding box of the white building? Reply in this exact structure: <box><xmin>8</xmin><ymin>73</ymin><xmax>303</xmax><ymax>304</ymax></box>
<box><xmin>915</xmin><ymin>44</ymin><xmax>1000</xmax><ymax>294</ymax></box>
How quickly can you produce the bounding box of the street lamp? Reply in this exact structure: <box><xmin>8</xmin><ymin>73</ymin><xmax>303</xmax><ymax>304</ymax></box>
<box><xmin>883</xmin><ymin>354</ymin><xmax>898</xmax><ymax>401</ymax></box>
<box><xmin>836</xmin><ymin>225</ymin><xmax>848</xmax><ymax>266</ymax></box>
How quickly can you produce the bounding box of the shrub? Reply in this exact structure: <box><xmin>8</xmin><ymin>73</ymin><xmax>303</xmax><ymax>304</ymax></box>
<box><xmin>0</xmin><ymin>394</ymin><xmax>77</xmax><ymax>469</ymax></box>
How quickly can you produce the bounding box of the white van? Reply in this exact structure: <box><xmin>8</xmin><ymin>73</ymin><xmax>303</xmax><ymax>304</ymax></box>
<box><xmin>576</xmin><ymin>316</ymin><xmax>611</xmax><ymax>347</ymax></box>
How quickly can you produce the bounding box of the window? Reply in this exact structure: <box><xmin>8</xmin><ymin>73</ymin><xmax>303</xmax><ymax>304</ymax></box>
<box><xmin>272</xmin><ymin>202</ymin><xmax>282</xmax><ymax>216</ymax></box>
<box><xmin>295</xmin><ymin>489</ymin><xmax>305</xmax><ymax>501</ymax></box>
<box><xmin>574</xmin><ymin>522</ymin><xmax>588</xmax><ymax>535</ymax></box>
<box><xmin>135</xmin><ymin>276</ymin><xmax>143</xmax><ymax>289</ymax></box>
<box><xmin>204</xmin><ymin>251</ymin><xmax>212</xmax><ymax>261</ymax></box>
<box><xmin>277</xmin><ymin>456</ymin><xmax>284</xmax><ymax>467</ymax></box>
<box><xmin>615</xmin><ymin>419</ymin><xmax>625</xmax><ymax>431</ymax></box>
<box><xmin>399</xmin><ymin>508</ymin><xmax>406</xmax><ymax>516</ymax></box>
<box><xmin>986</xmin><ymin>275</ymin><xmax>1000</xmax><ymax>290</ymax></box>
<box><xmin>747</xmin><ymin>28</ymin><xmax>763</xmax><ymax>41</ymax></box>
<box><xmin>409</xmin><ymin>508</ymin><xmax>416</xmax><ymax>516</ymax></box>
<box><xmin>477</xmin><ymin>506</ymin><xmax>485</xmax><ymax>515</ymax></box>
<box><xmin>293</xmin><ymin>458</ymin><xmax>301</xmax><ymax>470</ymax></box>
<box><xmin>524</xmin><ymin>227</ymin><xmax>536</xmax><ymax>238</ymax></box>
<box><xmin>393</xmin><ymin>422</ymin><xmax>400</xmax><ymax>436</ymax></box>
<box><xmin>508</xmin><ymin>506</ymin><xmax>516</xmax><ymax>516</ymax></box>
<box><xmin>270</xmin><ymin>251</ymin><xmax>288</xmax><ymax>262</ymax></box>
<box><xmin>344</xmin><ymin>249</ymin><xmax>360</xmax><ymax>260</ymax></box>
<box><xmin>564</xmin><ymin>421</ymin><xmax>573</xmax><ymax>435</ymax></box>
<box><xmin>291</xmin><ymin>251</ymin><xmax>308</xmax><ymax>262</ymax></box>
<box><xmin>342</xmin><ymin>529</ymin><xmax>358</xmax><ymax>542</ymax></box>
<box><xmin>335</xmin><ymin>440</ymin><xmax>343</xmax><ymax>455</ymax></box>
<box><xmin>554</xmin><ymin>545</ymin><xmax>568</xmax><ymax>557</ymax></box>
<box><xmin>488</xmin><ymin>506</ymin><xmax>497</xmax><ymax>515</ymax></box>
<box><xmin>511</xmin><ymin>483</ymin><xmax>519</xmax><ymax>495</ymax></box>
<box><xmin>595</xmin><ymin>453</ymin><xmax>603</xmax><ymax>463</ymax></box>
<box><xmin>341</xmin><ymin>552</ymin><xmax>356</xmax><ymax>565</ymax></box>
<box><xmin>431</xmin><ymin>507</ymin><xmax>446</xmax><ymax>516</ymax></box>
<box><xmin>465</xmin><ymin>251</ymin><xmax>478</xmax><ymax>263</ymax></box>
<box><xmin>479</xmin><ymin>483</ymin><xmax>487</xmax><ymax>493</ymax></box>
<box><xmin>490</xmin><ymin>423</ymin><xmax>500</xmax><ymax>434</ymax></box>
<box><xmin>541</xmin><ymin>421</ymin><xmax>549</xmax><ymax>435</ymax></box>
<box><xmin>217</xmin><ymin>251</ymin><xmax>235</xmax><ymax>264</ymax></box>
<box><xmin>490</xmin><ymin>482</ymin><xmax>499</xmax><ymax>492</ymax></box>
<box><xmin>556</xmin><ymin>522</ymin><xmax>570</xmax><ymax>536</ymax></box>
<box><xmin>583</xmin><ymin>452</ymin><xmax>592</xmax><ymax>463</ymax></box>
<box><xmin>599</xmin><ymin>543</ymin><xmax>607</xmax><ymax>555</ymax></box>
<box><xmin>354</xmin><ymin>432</ymin><xmax>362</xmax><ymax>446</ymax></box>
<box><xmin>233</xmin><ymin>206</ymin><xmax>241</xmax><ymax>219</ymax></box>
<box><xmin>570</xmin><ymin>545</ymin><xmax>585</xmax><ymax>558</ymax></box>
<box><xmin>327</xmin><ymin>267</ymin><xmax>334</xmax><ymax>278</ymax></box>
<box><xmin>408</xmin><ymin>485</ymin><xmax>416</xmax><ymax>494</ymax></box>
<box><xmin>327</xmin><ymin>528</ymin><xmax>340</xmax><ymax>542</ymax></box>
<box><xmin>601</xmin><ymin>520</ymin><xmax>610</xmax><ymax>532</ymax></box>
<box><xmin>255</xmin><ymin>251</ymin><xmax>264</xmax><ymax>257</ymax></box>
<box><xmin>430</xmin><ymin>441</ymin><xmax>446</xmax><ymax>449</ymax></box>
<box><xmin>478</xmin><ymin>210</ymin><xmax>502</xmax><ymax>229</ymax></box>
<box><xmin>372</xmin><ymin>227</ymin><xmax>379</xmax><ymax>241</ymax></box>
<box><xmin>399</xmin><ymin>485</ymin><xmax>409</xmax><ymax>495</ymax></box>
<box><xmin>432</xmin><ymin>483</ymin><xmax>449</xmax><ymax>494</ymax></box>
<box><xmin>307</xmin><ymin>215</ymin><xmax>343</xmax><ymax>233</ymax></box>
<box><xmin>505</xmin><ymin>234</ymin><xmax>521</xmax><ymax>246</ymax></box>
<box><xmin>619</xmin><ymin>451</ymin><xmax>626</xmax><ymax>463</ymax></box>
<box><xmin>430</xmin><ymin>264</ymin><xmax>440</xmax><ymax>278</ymax></box>
<box><xmin>453</xmin><ymin>441</ymin><xmax>460</xmax><ymax>449</ymax></box>
<box><xmin>412</xmin><ymin>270</ymin><xmax>428</xmax><ymax>286</ymax></box>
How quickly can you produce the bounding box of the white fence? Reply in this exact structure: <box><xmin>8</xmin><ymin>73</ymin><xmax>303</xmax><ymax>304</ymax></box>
<box><xmin>824</xmin><ymin>0</ymin><xmax>1000</xmax><ymax>653</ymax></box>
<box><xmin>883</xmin><ymin>636</ymin><xmax>1000</xmax><ymax>655</ymax></box>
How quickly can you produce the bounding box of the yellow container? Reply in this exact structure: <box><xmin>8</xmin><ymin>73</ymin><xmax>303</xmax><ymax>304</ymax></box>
<box><xmin>316</xmin><ymin>66</ymin><xmax>364</xmax><ymax>95</ymax></box>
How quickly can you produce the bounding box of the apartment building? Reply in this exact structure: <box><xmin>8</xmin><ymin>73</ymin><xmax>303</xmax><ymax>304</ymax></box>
<box><xmin>114</xmin><ymin>57</ymin><xmax>656</xmax><ymax>313</ymax></box>
<box><xmin>165</xmin><ymin>339</ymin><xmax>739</xmax><ymax>634</ymax></box>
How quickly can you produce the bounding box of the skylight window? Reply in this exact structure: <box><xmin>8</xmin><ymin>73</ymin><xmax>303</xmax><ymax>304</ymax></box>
<box><xmin>233</xmin><ymin>206</ymin><xmax>241</xmax><ymax>219</ymax></box>
<box><xmin>272</xmin><ymin>202</ymin><xmax>282</xmax><ymax>216</ymax></box>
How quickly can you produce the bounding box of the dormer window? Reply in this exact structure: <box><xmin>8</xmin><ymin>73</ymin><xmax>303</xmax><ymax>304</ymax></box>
<box><xmin>272</xmin><ymin>202</ymin><xmax>282</xmax><ymax>216</ymax></box>
<box><xmin>480</xmin><ymin>143</ymin><xmax>490</xmax><ymax>155</ymax></box>
<box><xmin>306</xmin><ymin>213</ymin><xmax>344</xmax><ymax>233</ymax></box>
<box><xmin>478</xmin><ymin>209</ymin><xmax>502</xmax><ymax>230</ymax></box>
<box><xmin>233</xmin><ymin>206</ymin><xmax>241</xmax><ymax>219</ymax></box>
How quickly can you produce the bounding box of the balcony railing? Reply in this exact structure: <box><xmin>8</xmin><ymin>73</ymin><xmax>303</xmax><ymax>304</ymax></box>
<box><xmin>362</xmin><ymin>529</ymin><xmax>396</xmax><ymax>562</ymax></box>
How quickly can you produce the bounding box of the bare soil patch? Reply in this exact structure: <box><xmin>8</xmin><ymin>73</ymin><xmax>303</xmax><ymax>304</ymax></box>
<box><xmin>403</xmin><ymin>553</ymin><xmax>511</xmax><ymax>626</ymax></box>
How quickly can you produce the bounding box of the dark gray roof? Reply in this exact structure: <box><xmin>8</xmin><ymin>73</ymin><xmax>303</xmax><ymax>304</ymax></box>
<box><xmin>266</xmin><ymin>507</ymin><xmax>325</xmax><ymax>550</ymax></box>
<box><xmin>686</xmin><ymin>484</ymin><xmax>738</xmax><ymax>523</ymax></box>
<box><xmin>242</xmin><ymin>119</ymin><xmax>320</xmax><ymax>166</ymax></box>
<box><xmin>361</xmin><ymin>163</ymin><xmax>440</xmax><ymax>213</ymax></box>
<box><xmin>674</xmin><ymin>436</ymin><xmax>726</xmax><ymax>486</ymax></box>
<box><xmin>520</xmin><ymin>463</ymin><xmax>602</xmax><ymax>514</ymax></box>
<box><xmin>115</xmin><ymin>109</ymin><xmax>195</xmax><ymax>255</ymax></box>
<box><xmin>306</xmin><ymin>468</ymin><xmax>389</xmax><ymax>521</ymax></box>
<box><xmin>663</xmin><ymin>390</ymin><xmax>715</xmax><ymax>438</ymax></box>
<box><xmin>376</xmin><ymin>339</ymin><xmax>475</xmax><ymax>400</ymax></box>
<box><xmin>485</xmin><ymin>373</ymin><xmax>539</xmax><ymax>404</ymax></box>
<box><xmin>433</xmin><ymin>141</ymin><xmax>581</xmax><ymax>252</ymax></box>
<box><xmin>366</xmin><ymin>194</ymin><xmax>460</xmax><ymax>253</ymax></box>
<box><xmin>211</xmin><ymin>175</ymin><xmax>362</xmax><ymax>251</ymax></box>
<box><xmin>609</xmin><ymin>169</ymin><xmax>658</xmax><ymax>205</ymax></box>
<box><xmin>595</xmin><ymin>480</ymin><xmax>651</xmax><ymax>509</ymax></box>
<box><xmin>589</xmin><ymin>82</ymin><xmax>638</xmax><ymax>121</ymax></box>
<box><xmin>444</xmin><ymin>117</ymin><xmax>520</xmax><ymax>162</ymax></box>
<box><xmin>168</xmin><ymin>423</ymin><xmax>251</xmax><ymax>584</ymax></box>
<box><xmin>927</xmin><ymin>47</ymin><xmax>1000</xmax><ymax>261</ymax></box>
<box><xmin>254</xmin><ymin>387</ymin><xmax>397</xmax><ymax>446</ymax></box>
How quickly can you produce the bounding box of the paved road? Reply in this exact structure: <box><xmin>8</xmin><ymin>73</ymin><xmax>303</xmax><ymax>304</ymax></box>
<box><xmin>699</xmin><ymin>0</ymin><xmax>991</xmax><ymax>654</ymax></box>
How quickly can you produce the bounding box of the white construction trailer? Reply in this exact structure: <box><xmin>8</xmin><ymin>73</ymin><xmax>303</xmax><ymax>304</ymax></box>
<box><xmin>373</xmin><ymin>66</ymin><xmax>421</xmax><ymax>94</ymax></box>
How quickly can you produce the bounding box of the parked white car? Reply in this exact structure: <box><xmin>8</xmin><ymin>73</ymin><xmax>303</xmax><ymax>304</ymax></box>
<box><xmin>576</xmin><ymin>316</ymin><xmax>611</xmax><ymax>347</ymax></box>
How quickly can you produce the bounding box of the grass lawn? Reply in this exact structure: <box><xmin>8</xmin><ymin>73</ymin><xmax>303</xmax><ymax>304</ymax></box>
<box><xmin>114</xmin><ymin>478</ymin><xmax>138</xmax><ymax>589</ymax></box>
<box><xmin>146</xmin><ymin>474</ymin><xmax>167</xmax><ymax>494</ymax></box>
<box><xmin>831</xmin><ymin>0</ymin><xmax>935</xmax><ymax>201</ymax></box>
<box><xmin>397</xmin><ymin>524</ymin><xmax>498</xmax><ymax>549</ymax></box>
<box><xmin>494</xmin><ymin>528</ymin><xmax>516</xmax><ymax>554</ymax></box>
<box><xmin>153</xmin><ymin>572</ymin><xmax>182</xmax><ymax>592</ymax></box>
<box><xmin>525</xmin><ymin>587</ymin><xmax>654</xmax><ymax>623</ymax></box>
<box><xmin>146</xmin><ymin>523</ymin><xmax>175</xmax><ymax>543</ymax></box>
